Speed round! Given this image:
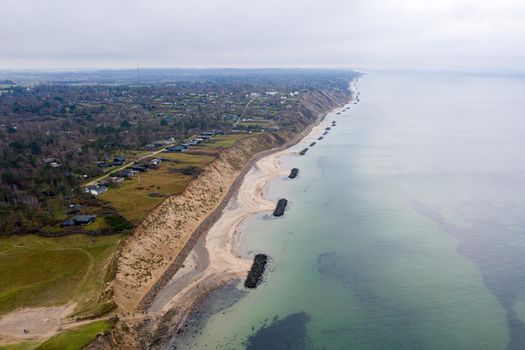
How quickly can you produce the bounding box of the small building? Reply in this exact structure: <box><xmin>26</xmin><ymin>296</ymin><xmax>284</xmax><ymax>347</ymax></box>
<box><xmin>187</xmin><ymin>139</ymin><xmax>201</xmax><ymax>146</ymax></box>
<box><xmin>97</xmin><ymin>161</ymin><xmax>112</xmax><ymax>168</ymax></box>
<box><xmin>62</xmin><ymin>215</ymin><xmax>96</xmax><ymax>227</ymax></box>
<box><xmin>150</xmin><ymin>158</ymin><xmax>162</xmax><ymax>166</ymax></box>
<box><xmin>61</xmin><ymin>219</ymin><xmax>76</xmax><ymax>227</ymax></box>
<box><xmin>73</xmin><ymin>215</ymin><xmax>96</xmax><ymax>225</ymax></box>
<box><xmin>84</xmin><ymin>185</ymin><xmax>108</xmax><ymax>196</ymax></box>
<box><xmin>43</xmin><ymin>157</ymin><xmax>58</xmax><ymax>164</ymax></box>
<box><xmin>49</xmin><ymin>162</ymin><xmax>62</xmax><ymax>168</ymax></box>
<box><xmin>131</xmin><ymin>165</ymin><xmax>148</xmax><ymax>172</ymax></box>
<box><xmin>115</xmin><ymin>169</ymin><xmax>137</xmax><ymax>178</ymax></box>
<box><xmin>166</xmin><ymin>146</ymin><xmax>185</xmax><ymax>152</ymax></box>
<box><xmin>102</xmin><ymin>176</ymin><xmax>125</xmax><ymax>187</ymax></box>
<box><xmin>113</xmin><ymin>156</ymin><xmax>126</xmax><ymax>166</ymax></box>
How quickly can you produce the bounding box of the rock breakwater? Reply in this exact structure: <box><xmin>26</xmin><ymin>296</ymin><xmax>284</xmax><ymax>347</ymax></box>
<box><xmin>244</xmin><ymin>254</ymin><xmax>268</xmax><ymax>289</ymax></box>
<box><xmin>273</xmin><ymin>199</ymin><xmax>288</xmax><ymax>217</ymax></box>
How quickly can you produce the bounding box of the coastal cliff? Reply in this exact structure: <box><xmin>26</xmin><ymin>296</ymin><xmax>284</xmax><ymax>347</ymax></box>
<box><xmin>112</xmin><ymin>88</ymin><xmax>351</xmax><ymax>313</ymax></box>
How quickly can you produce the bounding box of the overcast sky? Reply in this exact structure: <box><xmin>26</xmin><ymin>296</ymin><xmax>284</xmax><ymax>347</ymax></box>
<box><xmin>1</xmin><ymin>0</ymin><xmax>525</xmax><ymax>71</ymax></box>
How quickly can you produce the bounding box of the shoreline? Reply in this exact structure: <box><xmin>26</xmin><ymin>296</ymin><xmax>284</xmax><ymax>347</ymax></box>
<box><xmin>138</xmin><ymin>90</ymin><xmax>355</xmax><ymax>312</ymax></box>
<box><xmin>148</xmin><ymin>85</ymin><xmax>359</xmax><ymax>346</ymax></box>
<box><xmin>0</xmin><ymin>82</ymin><xmax>358</xmax><ymax>347</ymax></box>
<box><xmin>144</xmin><ymin>118</ymin><xmax>330</xmax><ymax>312</ymax></box>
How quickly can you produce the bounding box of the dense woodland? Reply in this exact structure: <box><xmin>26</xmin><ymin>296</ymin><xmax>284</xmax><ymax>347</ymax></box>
<box><xmin>0</xmin><ymin>69</ymin><xmax>357</xmax><ymax>235</ymax></box>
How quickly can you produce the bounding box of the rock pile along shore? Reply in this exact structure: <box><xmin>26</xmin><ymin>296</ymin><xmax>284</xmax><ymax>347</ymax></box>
<box><xmin>244</xmin><ymin>254</ymin><xmax>268</xmax><ymax>289</ymax></box>
<box><xmin>273</xmin><ymin>198</ymin><xmax>288</xmax><ymax>216</ymax></box>
<box><xmin>288</xmin><ymin>168</ymin><xmax>299</xmax><ymax>179</ymax></box>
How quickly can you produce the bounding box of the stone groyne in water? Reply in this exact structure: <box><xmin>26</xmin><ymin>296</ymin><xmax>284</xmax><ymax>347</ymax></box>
<box><xmin>288</xmin><ymin>168</ymin><xmax>299</xmax><ymax>179</ymax></box>
<box><xmin>273</xmin><ymin>199</ymin><xmax>288</xmax><ymax>217</ymax></box>
<box><xmin>244</xmin><ymin>254</ymin><xmax>269</xmax><ymax>289</ymax></box>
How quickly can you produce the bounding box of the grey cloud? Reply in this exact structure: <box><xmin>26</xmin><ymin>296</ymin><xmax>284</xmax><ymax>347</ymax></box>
<box><xmin>1</xmin><ymin>0</ymin><xmax>524</xmax><ymax>71</ymax></box>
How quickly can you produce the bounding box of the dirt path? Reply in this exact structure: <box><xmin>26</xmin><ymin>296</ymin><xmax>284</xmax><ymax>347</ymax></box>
<box><xmin>0</xmin><ymin>303</ymin><xmax>165</xmax><ymax>345</ymax></box>
<box><xmin>235</xmin><ymin>96</ymin><xmax>257</xmax><ymax>126</ymax></box>
<box><xmin>0</xmin><ymin>304</ymin><xmax>76</xmax><ymax>343</ymax></box>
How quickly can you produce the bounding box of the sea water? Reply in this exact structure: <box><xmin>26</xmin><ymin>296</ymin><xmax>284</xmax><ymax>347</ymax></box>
<box><xmin>169</xmin><ymin>71</ymin><xmax>525</xmax><ymax>350</ymax></box>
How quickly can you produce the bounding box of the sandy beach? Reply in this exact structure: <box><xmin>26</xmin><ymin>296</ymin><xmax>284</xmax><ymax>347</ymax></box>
<box><xmin>147</xmin><ymin>96</ymin><xmax>357</xmax><ymax>346</ymax></box>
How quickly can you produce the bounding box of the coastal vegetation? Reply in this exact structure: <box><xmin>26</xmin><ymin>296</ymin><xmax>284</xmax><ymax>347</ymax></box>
<box><xmin>0</xmin><ymin>341</ymin><xmax>40</xmax><ymax>350</ymax></box>
<box><xmin>0</xmin><ymin>70</ymin><xmax>353</xmax><ymax>236</ymax></box>
<box><xmin>35</xmin><ymin>319</ymin><xmax>114</xmax><ymax>350</ymax></box>
<box><xmin>98</xmin><ymin>134</ymin><xmax>251</xmax><ymax>224</ymax></box>
<box><xmin>0</xmin><ymin>234</ymin><xmax>120</xmax><ymax>316</ymax></box>
<box><xmin>0</xmin><ymin>69</ymin><xmax>357</xmax><ymax>348</ymax></box>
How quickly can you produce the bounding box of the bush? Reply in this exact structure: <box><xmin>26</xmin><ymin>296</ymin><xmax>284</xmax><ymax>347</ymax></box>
<box><xmin>105</xmin><ymin>214</ymin><xmax>133</xmax><ymax>231</ymax></box>
<box><xmin>182</xmin><ymin>166</ymin><xmax>201</xmax><ymax>176</ymax></box>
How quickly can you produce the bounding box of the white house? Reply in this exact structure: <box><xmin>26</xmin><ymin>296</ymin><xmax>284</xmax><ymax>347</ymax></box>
<box><xmin>84</xmin><ymin>185</ymin><xmax>108</xmax><ymax>196</ymax></box>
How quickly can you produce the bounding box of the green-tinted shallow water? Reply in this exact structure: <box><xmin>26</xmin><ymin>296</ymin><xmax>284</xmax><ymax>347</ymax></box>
<box><xmin>169</xmin><ymin>72</ymin><xmax>525</xmax><ymax>350</ymax></box>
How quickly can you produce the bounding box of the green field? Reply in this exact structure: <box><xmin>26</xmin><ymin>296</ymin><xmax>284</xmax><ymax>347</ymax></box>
<box><xmin>0</xmin><ymin>134</ymin><xmax>252</xmax><ymax>317</ymax></box>
<box><xmin>35</xmin><ymin>320</ymin><xmax>114</xmax><ymax>350</ymax></box>
<box><xmin>200</xmin><ymin>134</ymin><xmax>250</xmax><ymax>148</ymax></box>
<box><xmin>98</xmin><ymin>169</ymin><xmax>194</xmax><ymax>224</ymax></box>
<box><xmin>0</xmin><ymin>134</ymin><xmax>254</xmax><ymax>350</ymax></box>
<box><xmin>237</xmin><ymin>120</ymin><xmax>272</xmax><ymax>128</ymax></box>
<box><xmin>0</xmin><ymin>235</ymin><xmax>121</xmax><ymax>317</ymax></box>
<box><xmin>99</xmin><ymin>134</ymin><xmax>251</xmax><ymax>223</ymax></box>
<box><xmin>0</xmin><ymin>342</ymin><xmax>41</xmax><ymax>350</ymax></box>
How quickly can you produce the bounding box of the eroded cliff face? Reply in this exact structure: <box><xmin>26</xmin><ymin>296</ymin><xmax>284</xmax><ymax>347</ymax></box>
<box><xmin>113</xmin><ymin>88</ymin><xmax>351</xmax><ymax>312</ymax></box>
